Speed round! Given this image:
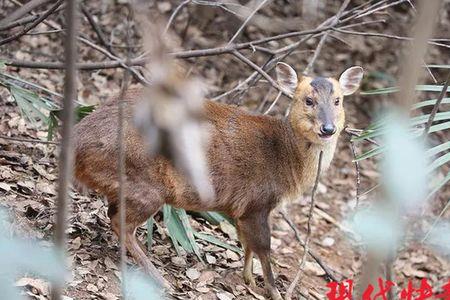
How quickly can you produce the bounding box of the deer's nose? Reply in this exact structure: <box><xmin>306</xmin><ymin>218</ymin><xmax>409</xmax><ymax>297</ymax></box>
<box><xmin>320</xmin><ymin>124</ymin><xmax>336</xmax><ymax>136</ymax></box>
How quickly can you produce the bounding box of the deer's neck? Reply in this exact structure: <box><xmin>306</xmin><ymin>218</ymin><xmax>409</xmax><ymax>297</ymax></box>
<box><xmin>280</xmin><ymin>119</ymin><xmax>339</xmax><ymax>201</ymax></box>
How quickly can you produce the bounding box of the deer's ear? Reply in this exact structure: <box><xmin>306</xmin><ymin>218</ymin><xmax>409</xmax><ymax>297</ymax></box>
<box><xmin>276</xmin><ymin>62</ymin><xmax>298</xmax><ymax>95</ymax></box>
<box><xmin>339</xmin><ymin>66</ymin><xmax>364</xmax><ymax>96</ymax></box>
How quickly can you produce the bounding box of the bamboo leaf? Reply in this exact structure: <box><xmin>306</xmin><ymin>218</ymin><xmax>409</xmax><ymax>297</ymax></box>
<box><xmin>426</xmin><ymin>152</ymin><xmax>450</xmax><ymax>174</ymax></box>
<box><xmin>163</xmin><ymin>205</ymin><xmax>189</xmax><ymax>255</ymax></box>
<box><xmin>428</xmin><ymin>121</ymin><xmax>450</xmax><ymax>133</ymax></box>
<box><xmin>361</xmin><ymin>85</ymin><xmax>450</xmax><ymax>95</ymax></box>
<box><xmin>427</xmin><ymin>171</ymin><xmax>450</xmax><ymax>200</ymax></box>
<box><xmin>425</xmin><ymin>64</ymin><xmax>450</xmax><ymax>69</ymax></box>
<box><xmin>354</xmin><ymin>146</ymin><xmax>385</xmax><ymax>161</ymax></box>
<box><xmin>176</xmin><ymin>208</ymin><xmax>203</xmax><ymax>261</ymax></box>
<box><xmin>411</xmin><ymin>98</ymin><xmax>450</xmax><ymax>110</ymax></box>
<box><xmin>426</xmin><ymin>141</ymin><xmax>450</xmax><ymax>157</ymax></box>
<box><xmin>194</xmin><ymin>232</ymin><xmax>242</xmax><ymax>254</ymax></box>
<box><xmin>10</xmin><ymin>85</ymin><xmax>48</xmax><ymax>125</ymax></box>
<box><xmin>192</xmin><ymin>211</ymin><xmax>226</xmax><ymax>225</ymax></box>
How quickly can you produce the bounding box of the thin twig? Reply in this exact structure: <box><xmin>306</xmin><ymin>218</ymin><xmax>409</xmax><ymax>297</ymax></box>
<box><xmin>348</xmin><ymin>136</ymin><xmax>361</xmax><ymax>210</ymax></box>
<box><xmin>0</xmin><ymin>0</ymin><xmax>64</xmax><ymax>46</ymax></box>
<box><xmin>80</xmin><ymin>4</ymin><xmax>113</xmax><ymax>53</ymax></box>
<box><xmin>0</xmin><ymin>0</ymin><xmax>51</xmax><ymax>26</ymax></box>
<box><xmin>52</xmin><ymin>0</ymin><xmax>78</xmax><ymax>299</ymax></box>
<box><xmin>304</xmin><ymin>0</ymin><xmax>351</xmax><ymax>75</ymax></box>
<box><xmin>422</xmin><ymin>71</ymin><xmax>450</xmax><ymax>137</ymax></box>
<box><xmin>263</xmin><ymin>91</ymin><xmax>282</xmax><ymax>115</ymax></box>
<box><xmin>0</xmin><ymin>135</ymin><xmax>59</xmax><ymax>145</ymax></box>
<box><xmin>280</xmin><ymin>209</ymin><xmax>340</xmax><ymax>283</ymax></box>
<box><xmin>6</xmin><ymin>0</ymin><xmax>147</xmax><ymax>84</ymax></box>
<box><xmin>117</xmin><ymin>6</ymin><xmax>132</xmax><ymax>299</ymax></box>
<box><xmin>333</xmin><ymin>28</ymin><xmax>450</xmax><ymax>49</ymax></box>
<box><xmin>0</xmin><ymin>15</ymin><xmax>38</xmax><ymax>31</ymax></box>
<box><xmin>227</xmin><ymin>0</ymin><xmax>270</xmax><ymax>45</ymax></box>
<box><xmin>285</xmin><ymin>150</ymin><xmax>324</xmax><ymax>300</ymax></box>
<box><xmin>232</xmin><ymin>50</ymin><xmax>291</xmax><ymax>98</ymax></box>
<box><xmin>345</xmin><ymin>127</ymin><xmax>380</xmax><ymax>146</ymax></box>
<box><xmin>164</xmin><ymin>0</ymin><xmax>190</xmax><ymax>34</ymax></box>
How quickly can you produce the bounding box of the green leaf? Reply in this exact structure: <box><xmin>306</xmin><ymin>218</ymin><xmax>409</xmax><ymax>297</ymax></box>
<box><xmin>75</xmin><ymin>105</ymin><xmax>95</xmax><ymax>122</ymax></box>
<box><xmin>0</xmin><ymin>60</ymin><xmax>5</xmax><ymax>70</ymax></box>
<box><xmin>194</xmin><ymin>232</ymin><xmax>242</xmax><ymax>254</ymax></box>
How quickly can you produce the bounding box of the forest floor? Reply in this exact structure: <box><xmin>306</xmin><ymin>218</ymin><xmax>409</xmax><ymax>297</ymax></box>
<box><xmin>1</xmin><ymin>1</ymin><xmax>450</xmax><ymax>299</ymax></box>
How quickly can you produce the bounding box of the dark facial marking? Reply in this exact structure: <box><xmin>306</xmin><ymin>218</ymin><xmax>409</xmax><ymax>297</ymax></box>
<box><xmin>310</xmin><ymin>77</ymin><xmax>333</xmax><ymax>96</ymax></box>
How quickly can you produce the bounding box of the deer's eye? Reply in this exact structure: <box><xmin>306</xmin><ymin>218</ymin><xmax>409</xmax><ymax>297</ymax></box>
<box><xmin>334</xmin><ymin>98</ymin><xmax>340</xmax><ymax>106</ymax></box>
<box><xmin>305</xmin><ymin>97</ymin><xmax>314</xmax><ymax>106</ymax></box>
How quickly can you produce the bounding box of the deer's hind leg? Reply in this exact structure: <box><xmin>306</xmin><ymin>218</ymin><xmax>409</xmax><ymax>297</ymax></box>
<box><xmin>108</xmin><ymin>181</ymin><xmax>167</xmax><ymax>287</ymax></box>
<box><xmin>237</xmin><ymin>222</ymin><xmax>256</xmax><ymax>287</ymax></box>
<box><xmin>237</xmin><ymin>212</ymin><xmax>282</xmax><ymax>300</ymax></box>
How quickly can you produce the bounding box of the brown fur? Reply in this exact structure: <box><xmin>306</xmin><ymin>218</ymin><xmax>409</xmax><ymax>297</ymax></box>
<box><xmin>73</xmin><ymin>74</ymin><xmax>347</xmax><ymax>299</ymax></box>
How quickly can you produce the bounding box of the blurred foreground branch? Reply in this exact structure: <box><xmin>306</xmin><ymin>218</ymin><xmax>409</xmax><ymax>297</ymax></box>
<box><xmin>52</xmin><ymin>0</ymin><xmax>78</xmax><ymax>299</ymax></box>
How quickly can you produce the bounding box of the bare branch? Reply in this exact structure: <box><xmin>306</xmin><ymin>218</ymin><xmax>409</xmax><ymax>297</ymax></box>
<box><xmin>232</xmin><ymin>50</ymin><xmax>291</xmax><ymax>98</ymax></box>
<box><xmin>52</xmin><ymin>0</ymin><xmax>78</xmax><ymax>299</ymax></box>
<box><xmin>0</xmin><ymin>0</ymin><xmax>52</xmax><ymax>26</ymax></box>
<box><xmin>303</xmin><ymin>0</ymin><xmax>351</xmax><ymax>75</ymax></box>
<box><xmin>80</xmin><ymin>4</ymin><xmax>112</xmax><ymax>53</ymax></box>
<box><xmin>348</xmin><ymin>134</ymin><xmax>361</xmax><ymax>210</ymax></box>
<box><xmin>333</xmin><ymin>28</ymin><xmax>450</xmax><ymax>49</ymax></box>
<box><xmin>227</xmin><ymin>0</ymin><xmax>270</xmax><ymax>45</ymax></box>
<box><xmin>0</xmin><ymin>135</ymin><xmax>59</xmax><ymax>145</ymax></box>
<box><xmin>285</xmin><ymin>150</ymin><xmax>324</xmax><ymax>300</ymax></box>
<box><xmin>117</xmin><ymin>7</ymin><xmax>132</xmax><ymax>296</ymax></box>
<box><xmin>0</xmin><ymin>15</ymin><xmax>38</xmax><ymax>31</ymax></box>
<box><xmin>0</xmin><ymin>0</ymin><xmax>65</xmax><ymax>46</ymax></box>
<box><xmin>164</xmin><ymin>0</ymin><xmax>191</xmax><ymax>34</ymax></box>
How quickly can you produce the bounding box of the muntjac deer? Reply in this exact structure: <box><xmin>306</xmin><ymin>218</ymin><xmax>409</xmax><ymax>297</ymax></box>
<box><xmin>72</xmin><ymin>63</ymin><xmax>363</xmax><ymax>299</ymax></box>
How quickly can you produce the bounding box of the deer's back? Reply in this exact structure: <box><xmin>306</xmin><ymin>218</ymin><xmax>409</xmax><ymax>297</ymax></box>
<box><xmin>73</xmin><ymin>90</ymin><xmax>302</xmax><ymax>218</ymax></box>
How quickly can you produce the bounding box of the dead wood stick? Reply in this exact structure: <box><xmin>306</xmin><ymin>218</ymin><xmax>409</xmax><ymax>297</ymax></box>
<box><xmin>285</xmin><ymin>150</ymin><xmax>324</xmax><ymax>300</ymax></box>
<box><xmin>51</xmin><ymin>0</ymin><xmax>78</xmax><ymax>299</ymax></box>
<box><xmin>0</xmin><ymin>0</ymin><xmax>64</xmax><ymax>46</ymax></box>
